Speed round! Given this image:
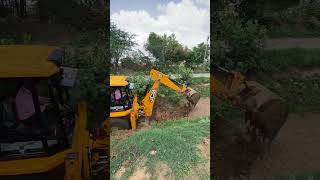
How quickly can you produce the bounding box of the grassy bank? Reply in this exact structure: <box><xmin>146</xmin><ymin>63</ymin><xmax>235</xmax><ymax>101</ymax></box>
<box><xmin>259</xmin><ymin>75</ymin><xmax>320</xmax><ymax>113</ymax></box>
<box><xmin>273</xmin><ymin>172</ymin><xmax>320</xmax><ymax>180</ymax></box>
<box><xmin>110</xmin><ymin>117</ymin><xmax>210</xmax><ymax>179</ymax></box>
<box><xmin>260</xmin><ymin>48</ymin><xmax>320</xmax><ymax>73</ymax></box>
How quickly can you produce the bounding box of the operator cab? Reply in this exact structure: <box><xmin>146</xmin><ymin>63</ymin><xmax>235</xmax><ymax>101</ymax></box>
<box><xmin>0</xmin><ymin>45</ymin><xmax>77</xmax><ymax>160</ymax></box>
<box><xmin>110</xmin><ymin>76</ymin><xmax>134</xmax><ymax>112</ymax></box>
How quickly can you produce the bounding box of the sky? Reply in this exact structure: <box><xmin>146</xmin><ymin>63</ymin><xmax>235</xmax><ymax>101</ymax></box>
<box><xmin>111</xmin><ymin>0</ymin><xmax>210</xmax><ymax>51</ymax></box>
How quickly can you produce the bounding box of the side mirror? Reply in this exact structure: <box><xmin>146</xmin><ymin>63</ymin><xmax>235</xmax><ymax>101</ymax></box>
<box><xmin>60</xmin><ymin>66</ymin><xmax>78</xmax><ymax>87</ymax></box>
<box><xmin>129</xmin><ymin>83</ymin><xmax>134</xmax><ymax>90</ymax></box>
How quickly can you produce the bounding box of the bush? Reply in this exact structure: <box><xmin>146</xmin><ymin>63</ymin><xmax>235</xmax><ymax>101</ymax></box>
<box><xmin>0</xmin><ymin>33</ymin><xmax>32</xmax><ymax>44</ymax></box>
<box><xmin>127</xmin><ymin>66</ymin><xmax>194</xmax><ymax>104</ymax></box>
<box><xmin>212</xmin><ymin>12</ymin><xmax>266</xmax><ymax>74</ymax></box>
<box><xmin>168</xmin><ymin>64</ymin><xmax>194</xmax><ymax>86</ymax></box>
<box><xmin>127</xmin><ymin>73</ymin><xmax>153</xmax><ymax>100</ymax></box>
<box><xmin>63</xmin><ymin>29</ymin><xmax>108</xmax><ymax>128</ymax></box>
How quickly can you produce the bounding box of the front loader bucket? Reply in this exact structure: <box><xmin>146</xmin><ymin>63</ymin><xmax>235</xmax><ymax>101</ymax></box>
<box><xmin>238</xmin><ymin>81</ymin><xmax>288</xmax><ymax>146</ymax></box>
<box><xmin>186</xmin><ymin>87</ymin><xmax>201</xmax><ymax>107</ymax></box>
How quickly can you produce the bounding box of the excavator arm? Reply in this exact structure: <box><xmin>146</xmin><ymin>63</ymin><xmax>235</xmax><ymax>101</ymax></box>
<box><xmin>141</xmin><ymin>69</ymin><xmax>200</xmax><ymax>117</ymax></box>
<box><xmin>212</xmin><ymin>66</ymin><xmax>288</xmax><ymax>146</ymax></box>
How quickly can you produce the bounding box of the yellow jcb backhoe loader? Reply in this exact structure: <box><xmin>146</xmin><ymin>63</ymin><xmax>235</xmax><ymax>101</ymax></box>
<box><xmin>0</xmin><ymin>45</ymin><xmax>108</xmax><ymax>180</ymax></box>
<box><xmin>212</xmin><ymin>66</ymin><xmax>288</xmax><ymax>147</ymax></box>
<box><xmin>110</xmin><ymin>69</ymin><xmax>201</xmax><ymax>130</ymax></box>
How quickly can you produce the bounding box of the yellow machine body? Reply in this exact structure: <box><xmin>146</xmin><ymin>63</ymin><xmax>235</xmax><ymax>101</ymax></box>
<box><xmin>110</xmin><ymin>69</ymin><xmax>200</xmax><ymax>130</ymax></box>
<box><xmin>0</xmin><ymin>45</ymin><xmax>108</xmax><ymax>179</ymax></box>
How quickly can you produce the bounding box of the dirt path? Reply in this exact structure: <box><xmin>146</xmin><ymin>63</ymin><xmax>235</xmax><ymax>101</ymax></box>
<box><xmin>188</xmin><ymin>98</ymin><xmax>210</xmax><ymax>119</ymax></box>
<box><xmin>250</xmin><ymin>112</ymin><xmax>320</xmax><ymax>179</ymax></box>
<box><xmin>266</xmin><ymin>38</ymin><xmax>320</xmax><ymax>49</ymax></box>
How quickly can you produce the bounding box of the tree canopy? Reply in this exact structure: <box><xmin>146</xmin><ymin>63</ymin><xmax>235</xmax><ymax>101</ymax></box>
<box><xmin>110</xmin><ymin>23</ymin><xmax>136</xmax><ymax>70</ymax></box>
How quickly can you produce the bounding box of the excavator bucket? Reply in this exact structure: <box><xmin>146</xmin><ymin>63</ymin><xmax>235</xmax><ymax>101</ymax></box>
<box><xmin>186</xmin><ymin>87</ymin><xmax>201</xmax><ymax>107</ymax></box>
<box><xmin>238</xmin><ymin>81</ymin><xmax>288</xmax><ymax>146</ymax></box>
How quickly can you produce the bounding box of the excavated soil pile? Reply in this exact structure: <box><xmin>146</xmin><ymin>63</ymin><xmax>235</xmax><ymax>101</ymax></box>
<box><xmin>153</xmin><ymin>97</ymin><xmax>210</xmax><ymax>121</ymax></box>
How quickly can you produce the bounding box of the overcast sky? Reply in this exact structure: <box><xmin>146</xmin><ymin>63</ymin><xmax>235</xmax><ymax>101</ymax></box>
<box><xmin>111</xmin><ymin>0</ymin><xmax>210</xmax><ymax>51</ymax></box>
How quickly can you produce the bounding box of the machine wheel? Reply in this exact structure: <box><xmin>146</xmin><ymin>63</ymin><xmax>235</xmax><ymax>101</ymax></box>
<box><xmin>110</xmin><ymin>117</ymin><xmax>131</xmax><ymax>130</ymax></box>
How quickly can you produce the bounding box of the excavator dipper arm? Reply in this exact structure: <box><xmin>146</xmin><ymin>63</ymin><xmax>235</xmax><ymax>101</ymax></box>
<box><xmin>141</xmin><ymin>69</ymin><xmax>200</xmax><ymax>117</ymax></box>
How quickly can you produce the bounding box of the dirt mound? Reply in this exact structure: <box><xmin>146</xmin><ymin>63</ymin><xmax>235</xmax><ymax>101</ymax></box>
<box><xmin>250</xmin><ymin>112</ymin><xmax>320</xmax><ymax>179</ymax></box>
<box><xmin>152</xmin><ymin>98</ymin><xmax>189</xmax><ymax>121</ymax></box>
<box><xmin>153</xmin><ymin>97</ymin><xmax>210</xmax><ymax>121</ymax></box>
<box><xmin>188</xmin><ymin>98</ymin><xmax>210</xmax><ymax>119</ymax></box>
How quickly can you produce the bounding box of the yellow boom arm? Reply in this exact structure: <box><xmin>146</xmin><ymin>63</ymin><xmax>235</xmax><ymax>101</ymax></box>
<box><xmin>141</xmin><ymin>69</ymin><xmax>192</xmax><ymax>117</ymax></box>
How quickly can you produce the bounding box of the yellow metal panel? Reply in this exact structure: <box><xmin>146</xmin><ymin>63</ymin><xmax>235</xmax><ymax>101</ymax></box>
<box><xmin>0</xmin><ymin>45</ymin><xmax>60</xmax><ymax>78</ymax></box>
<box><xmin>0</xmin><ymin>149</ymin><xmax>71</xmax><ymax>175</ymax></box>
<box><xmin>141</xmin><ymin>80</ymin><xmax>160</xmax><ymax>117</ymax></box>
<box><xmin>130</xmin><ymin>96</ymin><xmax>139</xmax><ymax>129</ymax></box>
<box><xmin>149</xmin><ymin>69</ymin><xmax>186</xmax><ymax>92</ymax></box>
<box><xmin>110</xmin><ymin>76</ymin><xmax>128</xmax><ymax>87</ymax></box>
<box><xmin>65</xmin><ymin>102</ymin><xmax>89</xmax><ymax>180</ymax></box>
<box><xmin>110</xmin><ymin>109</ymin><xmax>131</xmax><ymax>117</ymax></box>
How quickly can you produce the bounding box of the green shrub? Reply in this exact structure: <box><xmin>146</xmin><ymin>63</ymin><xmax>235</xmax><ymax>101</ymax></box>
<box><xmin>212</xmin><ymin>12</ymin><xmax>266</xmax><ymax>74</ymax></box>
<box><xmin>0</xmin><ymin>33</ymin><xmax>32</xmax><ymax>44</ymax></box>
<box><xmin>127</xmin><ymin>73</ymin><xmax>153</xmax><ymax>100</ymax></box>
<box><xmin>63</xmin><ymin>29</ymin><xmax>107</xmax><ymax>128</ymax></box>
<box><xmin>168</xmin><ymin>64</ymin><xmax>194</xmax><ymax>85</ymax></box>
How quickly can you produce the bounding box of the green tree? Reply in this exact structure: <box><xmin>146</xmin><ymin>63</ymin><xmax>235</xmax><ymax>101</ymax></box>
<box><xmin>144</xmin><ymin>32</ymin><xmax>187</xmax><ymax>71</ymax></box>
<box><xmin>212</xmin><ymin>12</ymin><xmax>266</xmax><ymax>74</ymax></box>
<box><xmin>110</xmin><ymin>23</ymin><xmax>136</xmax><ymax>72</ymax></box>
<box><xmin>186</xmin><ymin>42</ymin><xmax>209</xmax><ymax>68</ymax></box>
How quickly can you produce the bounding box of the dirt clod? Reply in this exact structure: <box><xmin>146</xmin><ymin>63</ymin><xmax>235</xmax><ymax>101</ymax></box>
<box><xmin>150</xmin><ymin>150</ymin><xmax>157</xmax><ymax>156</ymax></box>
<box><xmin>128</xmin><ymin>167</ymin><xmax>151</xmax><ymax>180</ymax></box>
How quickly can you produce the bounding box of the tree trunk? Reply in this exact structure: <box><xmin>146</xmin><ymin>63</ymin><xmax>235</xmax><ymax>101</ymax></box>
<box><xmin>19</xmin><ymin>0</ymin><xmax>26</xmax><ymax>18</ymax></box>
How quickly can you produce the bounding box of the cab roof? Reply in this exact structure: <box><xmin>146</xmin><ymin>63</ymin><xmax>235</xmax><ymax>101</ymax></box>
<box><xmin>110</xmin><ymin>76</ymin><xmax>128</xmax><ymax>87</ymax></box>
<box><xmin>0</xmin><ymin>45</ymin><xmax>61</xmax><ymax>78</ymax></box>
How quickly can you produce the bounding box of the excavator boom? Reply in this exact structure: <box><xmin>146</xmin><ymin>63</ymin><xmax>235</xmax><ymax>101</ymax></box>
<box><xmin>141</xmin><ymin>69</ymin><xmax>200</xmax><ymax>117</ymax></box>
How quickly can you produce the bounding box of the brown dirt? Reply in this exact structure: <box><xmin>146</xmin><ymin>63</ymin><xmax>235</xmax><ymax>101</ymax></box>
<box><xmin>114</xmin><ymin>160</ymin><xmax>129</xmax><ymax>180</ymax></box>
<box><xmin>213</xmin><ymin>112</ymin><xmax>320</xmax><ymax>179</ymax></box>
<box><xmin>155</xmin><ymin>162</ymin><xmax>174</xmax><ymax>180</ymax></box>
<box><xmin>184</xmin><ymin>137</ymin><xmax>210</xmax><ymax>180</ymax></box>
<box><xmin>188</xmin><ymin>98</ymin><xmax>210</xmax><ymax>119</ymax></box>
<box><xmin>250</xmin><ymin>112</ymin><xmax>320</xmax><ymax>179</ymax></box>
<box><xmin>198</xmin><ymin>137</ymin><xmax>210</xmax><ymax>160</ymax></box>
<box><xmin>152</xmin><ymin>98</ymin><xmax>189</xmax><ymax>121</ymax></box>
<box><xmin>153</xmin><ymin>97</ymin><xmax>210</xmax><ymax>121</ymax></box>
<box><xmin>128</xmin><ymin>167</ymin><xmax>151</xmax><ymax>180</ymax></box>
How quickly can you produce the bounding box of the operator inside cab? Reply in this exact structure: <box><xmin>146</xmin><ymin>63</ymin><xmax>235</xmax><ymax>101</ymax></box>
<box><xmin>110</xmin><ymin>87</ymin><xmax>131</xmax><ymax>112</ymax></box>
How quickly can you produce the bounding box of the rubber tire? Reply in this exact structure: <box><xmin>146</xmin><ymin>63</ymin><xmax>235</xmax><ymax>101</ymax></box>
<box><xmin>110</xmin><ymin>117</ymin><xmax>131</xmax><ymax>130</ymax></box>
